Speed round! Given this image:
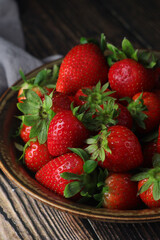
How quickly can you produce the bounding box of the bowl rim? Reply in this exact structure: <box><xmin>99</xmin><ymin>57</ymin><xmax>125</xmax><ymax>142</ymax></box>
<box><xmin>1</xmin><ymin>55</ymin><xmax>160</xmax><ymax>223</ymax></box>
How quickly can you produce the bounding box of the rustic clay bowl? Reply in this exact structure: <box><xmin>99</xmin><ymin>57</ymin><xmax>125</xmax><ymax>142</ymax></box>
<box><xmin>1</xmin><ymin>54</ymin><xmax>160</xmax><ymax>223</ymax></box>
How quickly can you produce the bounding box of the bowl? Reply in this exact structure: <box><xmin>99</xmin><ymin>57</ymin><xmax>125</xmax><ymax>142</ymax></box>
<box><xmin>1</xmin><ymin>54</ymin><xmax>160</xmax><ymax>223</ymax></box>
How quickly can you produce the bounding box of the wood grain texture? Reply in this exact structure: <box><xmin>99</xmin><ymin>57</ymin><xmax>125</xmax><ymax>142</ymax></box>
<box><xmin>0</xmin><ymin>171</ymin><xmax>99</xmax><ymax>240</ymax></box>
<box><xmin>1</xmin><ymin>0</ymin><xmax>160</xmax><ymax>239</ymax></box>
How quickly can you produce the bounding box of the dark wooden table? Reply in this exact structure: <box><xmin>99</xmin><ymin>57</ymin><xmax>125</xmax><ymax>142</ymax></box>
<box><xmin>1</xmin><ymin>0</ymin><xmax>160</xmax><ymax>239</ymax></box>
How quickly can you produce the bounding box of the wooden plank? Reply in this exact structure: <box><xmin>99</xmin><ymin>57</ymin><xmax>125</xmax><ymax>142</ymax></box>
<box><xmin>101</xmin><ymin>0</ymin><xmax>160</xmax><ymax>50</ymax></box>
<box><xmin>0</xmin><ymin>171</ymin><xmax>99</xmax><ymax>240</ymax></box>
<box><xmin>18</xmin><ymin>0</ymin><xmax>142</xmax><ymax>58</ymax></box>
<box><xmin>89</xmin><ymin>220</ymin><xmax>160</xmax><ymax>240</ymax></box>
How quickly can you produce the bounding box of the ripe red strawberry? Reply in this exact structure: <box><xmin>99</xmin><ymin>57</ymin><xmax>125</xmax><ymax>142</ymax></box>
<box><xmin>56</xmin><ymin>43</ymin><xmax>108</xmax><ymax>95</ymax></box>
<box><xmin>108</xmin><ymin>59</ymin><xmax>155</xmax><ymax>98</ymax></box>
<box><xmin>35</xmin><ymin>153</ymin><xmax>84</xmax><ymax>196</ymax></box>
<box><xmin>138</xmin><ymin>179</ymin><xmax>160</xmax><ymax>208</ymax></box>
<box><xmin>132</xmin><ymin>154</ymin><xmax>160</xmax><ymax>208</ymax></box>
<box><xmin>41</xmin><ymin>91</ymin><xmax>72</xmax><ymax>113</ymax></box>
<box><xmin>47</xmin><ymin>110</ymin><xmax>90</xmax><ymax>156</ymax></box>
<box><xmin>157</xmin><ymin>125</ymin><xmax>160</xmax><ymax>154</ymax></box>
<box><xmin>24</xmin><ymin>140</ymin><xmax>53</xmax><ymax>172</ymax></box>
<box><xmin>102</xmin><ymin>173</ymin><xmax>141</xmax><ymax>210</ymax></box>
<box><xmin>35</xmin><ymin>149</ymin><xmax>99</xmax><ymax>198</ymax></box>
<box><xmin>129</xmin><ymin>92</ymin><xmax>160</xmax><ymax>133</ymax></box>
<box><xmin>86</xmin><ymin>125</ymin><xmax>143</xmax><ymax>172</ymax></box>
<box><xmin>20</xmin><ymin>124</ymin><xmax>32</xmax><ymax>143</ymax></box>
<box><xmin>107</xmin><ymin>38</ymin><xmax>157</xmax><ymax>98</ymax></box>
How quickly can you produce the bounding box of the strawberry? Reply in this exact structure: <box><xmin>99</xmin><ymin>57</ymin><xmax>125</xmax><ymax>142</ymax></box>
<box><xmin>132</xmin><ymin>154</ymin><xmax>160</xmax><ymax>208</ymax></box>
<box><xmin>24</xmin><ymin>139</ymin><xmax>53</xmax><ymax>172</ymax></box>
<box><xmin>127</xmin><ymin>92</ymin><xmax>160</xmax><ymax>133</ymax></box>
<box><xmin>107</xmin><ymin>38</ymin><xmax>157</xmax><ymax>98</ymax></box>
<box><xmin>20</xmin><ymin>124</ymin><xmax>32</xmax><ymax>143</ymax></box>
<box><xmin>56</xmin><ymin>36</ymin><xmax>108</xmax><ymax>95</ymax></box>
<box><xmin>98</xmin><ymin>173</ymin><xmax>141</xmax><ymax>210</ymax></box>
<box><xmin>35</xmin><ymin>149</ymin><xmax>99</xmax><ymax>198</ymax></box>
<box><xmin>12</xmin><ymin>67</ymin><xmax>59</xmax><ymax>103</ymax></box>
<box><xmin>41</xmin><ymin>91</ymin><xmax>72</xmax><ymax>113</ymax></box>
<box><xmin>47</xmin><ymin>110</ymin><xmax>90</xmax><ymax>156</ymax></box>
<box><xmin>108</xmin><ymin>59</ymin><xmax>156</xmax><ymax>98</ymax></box>
<box><xmin>86</xmin><ymin>125</ymin><xmax>143</xmax><ymax>172</ymax></box>
<box><xmin>17</xmin><ymin>90</ymin><xmax>56</xmax><ymax>144</ymax></box>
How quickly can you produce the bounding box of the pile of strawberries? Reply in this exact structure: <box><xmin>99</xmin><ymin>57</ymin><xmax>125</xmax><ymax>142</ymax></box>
<box><xmin>13</xmin><ymin>34</ymin><xmax>160</xmax><ymax>210</ymax></box>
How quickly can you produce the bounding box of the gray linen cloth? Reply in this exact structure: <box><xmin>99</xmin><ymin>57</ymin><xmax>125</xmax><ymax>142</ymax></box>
<box><xmin>0</xmin><ymin>0</ymin><xmax>61</xmax><ymax>96</ymax></box>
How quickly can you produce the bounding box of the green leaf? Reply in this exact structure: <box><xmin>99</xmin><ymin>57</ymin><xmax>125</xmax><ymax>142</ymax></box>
<box><xmin>99</xmin><ymin>148</ymin><xmax>105</xmax><ymax>162</ymax></box>
<box><xmin>42</xmin><ymin>94</ymin><xmax>53</xmax><ymax>111</ymax></box>
<box><xmin>100</xmin><ymin>33</ymin><xmax>107</xmax><ymax>52</ymax></box>
<box><xmin>86</xmin><ymin>137</ymin><xmax>97</xmax><ymax>145</ymax></box>
<box><xmin>52</xmin><ymin>65</ymin><xmax>59</xmax><ymax>82</ymax></box>
<box><xmin>80</xmin><ymin>190</ymin><xmax>91</xmax><ymax>197</ymax></box>
<box><xmin>18</xmin><ymin>100</ymin><xmax>40</xmax><ymax>114</ymax></box>
<box><xmin>138</xmin><ymin>178</ymin><xmax>153</xmax><ymax>195</ymax></box>
<box><xmin>38</xmin><ymin>120</ymin><xmax>48</xmax><ymax>144</ymax></box>
<box><xmin>80</xmin><ymin>37</ymin><xmax>88</xmax><ymax>44</ymax></box>
<box><xmin>119</xmin><ymin>96</ymin><xmax>132</xmax><ymax>104</ymax></box>
<box><xmin>153</xmin><ymin>154</ymin><xmax>160</xmax><ymax>168</ymax></box>
<box><xmin>19</xmin><ymin>69</ymin><xmax>27</xmax><ymax>82</ymax></box>
<box><xmin>34</xmin><ymin>69</ymin><xmax>47</xmax><ymax>85</ymax></box>
<box><xmin>23</xmin><ymin>115</ymin><xmax>39</xmax><ymax>126</ymax></box>
<box><xmin>11</xmin><ymin>85</ymin><xmax>22</xmax><ymax>91</ymax></box>
<box><xmin>68</xmin><ymin>148</ymin><xmax>90</xmax><ymax>162</ymax></box>
<box><xmin>98</xmin><ymin>168</ymin><xmax>108</xmax><ymax>184</ymax></box>
<box><xmin>29</xmin><ymin>120</ymin><xmax>42</xmax><ymax>139</ymax></box>
<box><xmin>14</xmin><ymin>142</ymin><xmax>24</xmax><ymax>152</ymax></box>
<box><xmin>131</xmin><ymin>172</ymin><xmax>151</xmax><ymax>182</ymax></box>
<box><xmin>131</xmin><ymin>49</ymin><xmax>138</xmax><ymax>61</ymax></box>
<box><xmin>25</xmin><ymin>90</ymin><xmax>42</xmax><ymax>105</ymax></box>
<box><xmin>107</xmin><ymin>43</ymin><xmax>127</xmax><ymax>60</ymax></box>
<box><xmin>64</xmin><ymin>181</ymin><xmax>83</xmax><ymax>198</ymax></box>
<box><xmin>122</xmin><ymin>38</ymin><xmax>135</xmax><ymax>57</ymax></box>
<box><xmin>60</xmin><ymin>172</ymin><xmax>82</xmax><ymax>181</ymax></box>
<box><xmin>83</xmin><ymin>160</ymin><xmax>98</xmax><ymax>174</ymax></box>
<box><xmin>153</xmin><ymin>181</ymin><xmax>160</xmax><ymax>201</ymax></box>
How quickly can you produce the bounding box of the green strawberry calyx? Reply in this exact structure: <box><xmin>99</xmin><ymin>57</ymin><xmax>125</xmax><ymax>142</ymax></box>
<box><xmin>60</xmin><ymin>148</ymin><xmax>98</xmax><ymax>198</ymax></box>
<box><xmin>71</xmin><ymin>82</ymin><xmax>120</xmax><ymax>132</ymax></box>
<box><xmin>80</xmin><ymin>33</ymin><xmax>107</xmax><ymax>52</ymax></box>
<box><xmin>85</xmin><ymin>126</ymin><xmax>112</xmax><ymax>162</ymax></box>
<box><xmin>107</xmin><ymin>38</ymin><xmax>157</xmax><ymax>68</ymax></box>
<box><xmin>131</xmin><ymin>153</ymin><xmax>160</xmax><ymax>201</ymax></box>
<box><xmin>79</xmin><ymin>82</ymin><xmax>116</xmax><ymax>113</ymax></box>
<box><xmin>12</xmin><ymin>65</ymin><xmax>59</xmax><ymax>93</ymax></box>
<box><xmin>61</xmin><ymin>148</ymin><xmax>109</xmax><ymax>204</ymax></box>
<box><xmin>122</xmin><ymin>93</ymin><xmax>148</xmax><ymax>130</ymax></box>
<box><xmin>17</xmin><ymin>90</ymin><xmax>56</xmax><ymax>144</ymax></box>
